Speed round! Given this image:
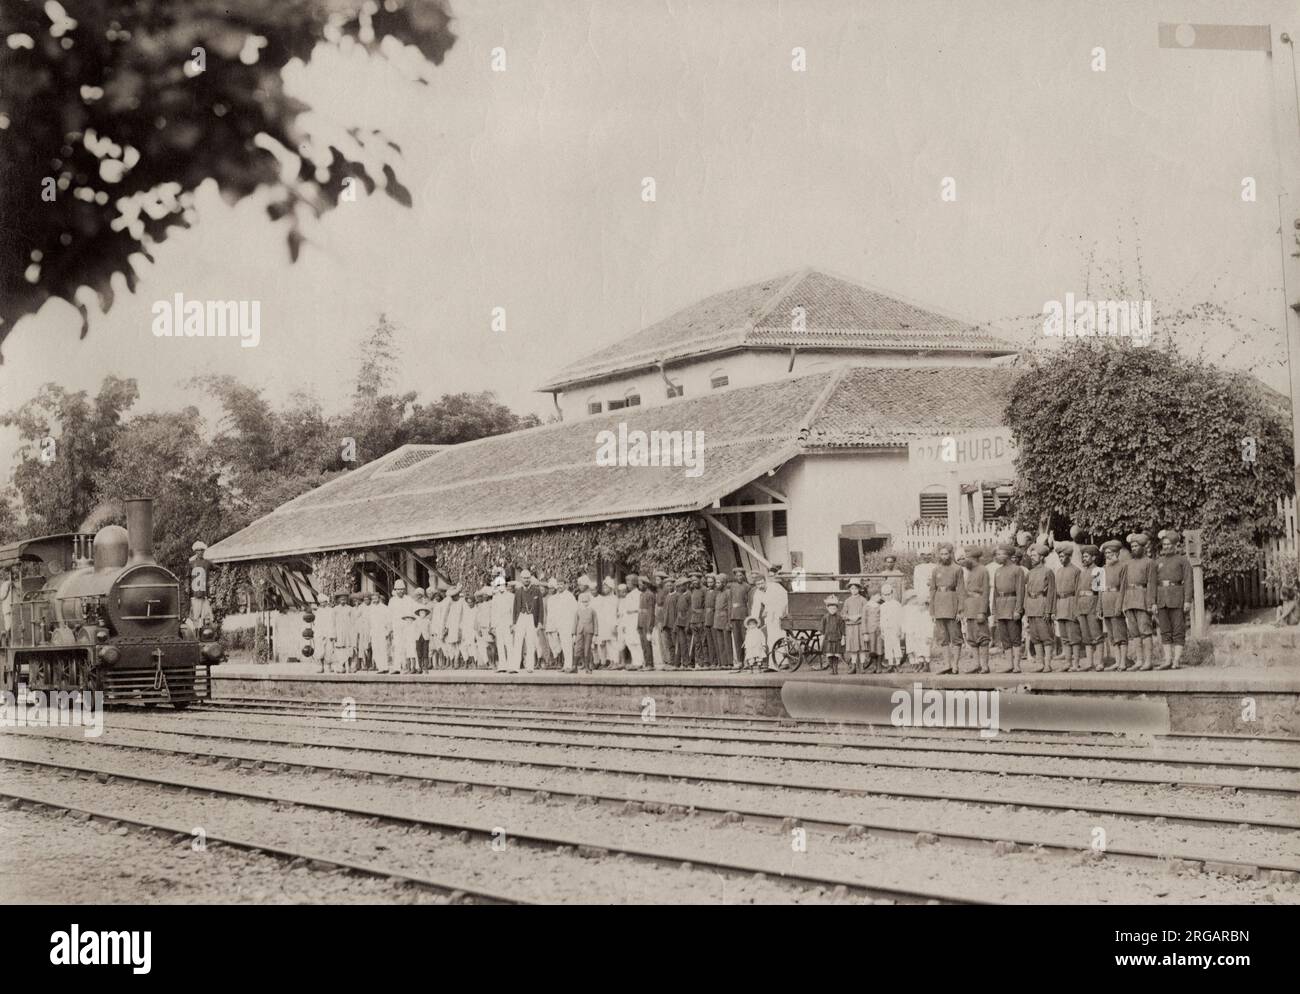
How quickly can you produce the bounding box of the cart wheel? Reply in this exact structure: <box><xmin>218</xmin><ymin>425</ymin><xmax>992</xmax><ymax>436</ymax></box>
<box><xmin>769</xmin><ymin>635</ymin><xmax>804</xmax><ymax>672</ymax></box>
<box><xmin>800</xmin><ymin>632</ymin><xmax>826</xmax><ymax>671</ymax></box>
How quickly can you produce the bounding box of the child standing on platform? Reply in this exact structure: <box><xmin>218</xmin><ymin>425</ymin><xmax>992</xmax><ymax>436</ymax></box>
<box><xmin>743</xmin><ymin>616</ymin><xmax>766</xmax><ymax>671</ymax></box>
<box><xmin>819</xmin><ymin>595</ymin><xmax>844</xmax><ymax>675</ymax></box>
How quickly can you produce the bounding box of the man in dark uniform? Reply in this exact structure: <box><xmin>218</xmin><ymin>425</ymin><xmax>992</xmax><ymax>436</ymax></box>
<box><xmin>990</xmin><ymin>542</ymin><xmax>1025</xmax><ymax>673</ymax></box>
<box><xmin>1075</xmin><ymin>544</ymin><xmax>1104</xmax><ymax>672</ymax></box>
<box><xmin>1099</xmin><ymin>539</ymin><xmax>1128</xmax><ymax>671</ymax></box>
<box><xmin>637</xmin><ymin>574</ymin><xmax>657</xmax><ymax>669</ymax></box>
<box><xmin>1121</xmin><ymin>533</ymin><xmax>1158</xmax><ymax>671</ymax></box>
<box><xmin>652</xmin><ymin>570</ymin><xmax>672</xmax><ymax>668</ymax></box>
<box><xmin>711</xmin><ymin>572</ymin><xmax>732</xmax><ymax>668</ymax></box>
<box><xmin>688</xmin><ymin>572</ymin><xmax>710</xmax><ymax>668</ymax></box>
<box><xmin>1154</xmin><ymin>531</ymin><xmax>1194</xmax><ymax>669</ymax></box>
<box><xmin>1053</xmin><ymin>541</ymin><xmax>1084</xmax><ymax>671</ymax></box>
<box><xmin>660</xmin><ymin>575</ymin><xmax>678</xmax><ymax>668</ymax></box>
<box><xmin>673</xmin><ymin>576</ymin><xmax>692</xmax><ymax>667</ymax></box>
<box><xmin>959</xmin><ymin>547</ymin><xmax>991</xmax><ymax>674</ymax></box>
<box><xmin>728</xmin><ymin>566</ymin><xmax>751</xmax><ymax>669</ymax></box>
<box><xmin>1022</xmin><ymin>543</ymin><xmax>1056</xmax><ymax>672</ymax></box>
<box><xmin>928</xmin><ymin>543</ymin><xmax>964</xmax><ymax>674</ymax></box>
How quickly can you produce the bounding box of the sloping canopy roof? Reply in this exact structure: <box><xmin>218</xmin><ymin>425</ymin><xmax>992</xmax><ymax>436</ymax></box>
<box><xmin>206</xmin><ymin>365</ymin><xmax>1019</xmax><ymax>564</ymax></box>
<box><xmin>805</xmin><ymin>366</ymin><xmax>1017</xmax><ymax>447</ymax></box>
<box><xmin>536</xmin><ymin>268</ymin><xmax>1020</xmax><ymax>392</ymax></box>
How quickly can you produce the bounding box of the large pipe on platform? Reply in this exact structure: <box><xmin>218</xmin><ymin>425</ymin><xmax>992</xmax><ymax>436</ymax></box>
<box><xmin>124</xmin><ymin>497</ymin><xmax>156</xmax><ymax>565</ymax></box>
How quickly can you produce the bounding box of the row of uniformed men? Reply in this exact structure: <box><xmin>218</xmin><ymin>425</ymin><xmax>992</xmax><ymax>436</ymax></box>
<box><xmin>310</xmin><ymin>565</ymin><xmax>793</xmax><ymax>674</ymax></box>
<box><xmin>921</xmin><ymin>530</ymin><xmax>1195</xmax><ymax>674</ymax></box>
<box><xmin>506</xmin><ymin>566</ymin><xmax>792</xmax><ymax>673</ymax></box>
<box><xmin>311</xmin><ymin>582</ymin><xmax>497</xmax><ymax>673</ymax></box>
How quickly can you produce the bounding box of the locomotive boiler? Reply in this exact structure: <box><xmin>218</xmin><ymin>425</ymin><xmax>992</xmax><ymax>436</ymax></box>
<box><xmin>0</xmin><ymin>497</ymin><xmax>223</xmax><ymax>708</ymax></box>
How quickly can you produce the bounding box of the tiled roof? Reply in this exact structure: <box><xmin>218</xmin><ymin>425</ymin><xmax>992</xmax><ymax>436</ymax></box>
<box><xmin>537</xmin><ymin>268</ymin><xmax>1019</xmax><ymax>391</ymax></box>
<box><xmin>804</xmin><ymin>366</ymin><xmax>1017</xmax><ymax>447</ymax></box>
<box><xmin>206</xmin><ymin>371</ymin><xmax>843</xmax><ymax>563</ymax></box>
<box><xmin>207</xmin><ymin>364</ymin><xmax>1022</xmax><ymax>563</ymax></box>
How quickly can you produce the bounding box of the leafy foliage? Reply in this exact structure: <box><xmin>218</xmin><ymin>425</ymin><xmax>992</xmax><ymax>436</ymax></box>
<box><xmin>0</xmin><ymin>315</ymin><xmax>540</xmax><ymax>589</ymax></box>
<box><xmin>431</xmin><ymin>517</ymin><xmax>713</xmax><ymax>591</ymax></box>
<box><xmin>1005</xmin><ymin>340</ymin><xmax>1293</xmax><ymax>615</ymax></box>
<box><xmin>0</xmin><ymin>0</ymin><xmax>455</xmax><ymax>345</ymax></box>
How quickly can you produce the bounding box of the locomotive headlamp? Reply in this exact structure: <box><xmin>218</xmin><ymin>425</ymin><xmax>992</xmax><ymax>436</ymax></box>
<box><xmin>95</xmin><ymin>628</ymin><xmax>110</xmax><ymax>643</ymax></box>
<box><xmin>199</xmin><ymin>625</ymin><xmax>216</xmax><ymax>641</ymax></box>
<box><xmin>301</xmin><ymin>643</ymin><xmax>314</xmax><ymax>658</ymax></box>
<box><xmin>201</xmin><ymin>642</ymin><xmax>225</xmax><ymax>663</ymax></box>
<box><xmin>97</xmin><ymin>645</ymin><xmax>120</xmax><ymax>664</ymax></box>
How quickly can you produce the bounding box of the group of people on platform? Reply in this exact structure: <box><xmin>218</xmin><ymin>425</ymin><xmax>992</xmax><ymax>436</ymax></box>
<box><xmin>913</xmin><ymin>528</ymin><xmax>1196</xmax><ymax>674</ymax></box>
<box><xmin>306</xmin><ymin>527</ymin><xmax>1196</xmax><ymax>676</ymax></box>
<box><xmin>310</xmin><ymin>567</ymin><xmax>795</xmax><ymax>674</ymax></box>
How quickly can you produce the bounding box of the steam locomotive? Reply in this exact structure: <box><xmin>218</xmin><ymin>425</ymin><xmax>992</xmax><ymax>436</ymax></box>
<box><xmin>0</xmin><ymin>497</ymin><xmax>223</xmax><ymax>709</ymax></box>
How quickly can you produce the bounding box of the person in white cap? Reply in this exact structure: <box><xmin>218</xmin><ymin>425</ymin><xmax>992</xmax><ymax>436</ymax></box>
<box><xmin>314</xmin><ymin>592</ymin><xmax>337</xmax><ymax>673</ymax></box>
<box><xmin>549</xmin><ymin>577</ymin><xmax>579</xmax><ymax>672</ymax></box>
<box><xmin>592</xmin><ymin>578</ymin><xmax>619</xmax><ymax>668</ymax></box>
<box><xmin>387</xmin><ymin>580</ymin><xmax>414</xmax><ymax>674</ymax></box>
<box><xmin>442</xmin><ymin>586</ymin><xmax>466</xmax><ymax>667</ymax></box>
<box><xmin>368</xmin><ymin>592</ymin><xmax>391</xmax><ymax>673</ymax></box>
<box><xmin>879</xmin><ymin>583</ymin><xmax>904</xmax><ymax>669</ymax></box>
<box><xmin>511</xmin><ymin>569</ymin><xmax>546</xmax><ymax>672</ymax></box>
<box><xmin>187</xmin><ymin>540</ymin><xmax>215</xmax><ymax>627</ymax></box>
<box><xmin>752</xmin><ymin>570</ymin><xmax>789</xmax><ymax>670</ymax></box>
<box><xmin>620</xmin><ymin>574</ymin><xmax>645</xmax><ymax>670</ymax></box>
<box><xmin>490</xmin><ymin>576</ymin><xmax>515</xmax><ymax>671</ymax></box>
<box><xmin>474</xmin><ymin>586</ymin><xmax>493</xmax><ymax>668</ymax></box>
<box><xmin>429</xmin><ymin>587</ymin><xmax>449</xmax><ymax>668</ymax></box>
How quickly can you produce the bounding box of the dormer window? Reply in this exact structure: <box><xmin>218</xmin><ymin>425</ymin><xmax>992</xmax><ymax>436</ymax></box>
<box><xmin>665</xmin><ymin>380</ymin><xmax>683</xmax><ymax>399</ymax></box>
<box><xmin>709</xmin><ymin>369</ymin><xmax>729</xmax><ymax>389</ymax></box>
<box><xmin>587</xmin><ymin>398</ymin><xmax>603</xmax><ymax>416</ymax></box>
<box><xmin>624</xmin><ymin>390</ymin><xmax>641</xmax><ymax>407</ymax></box>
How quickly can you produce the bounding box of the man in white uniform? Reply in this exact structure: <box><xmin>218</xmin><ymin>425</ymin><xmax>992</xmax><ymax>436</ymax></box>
<box><xmin>548</xmin><ymin>578</ymin><xmax>579</xmax><ymax>672</ymax></box>
<box><xmin>752</xmin><ymin>569</ymin><xmax>789</xmax><ymax>671</ymax></box>
<box><xmin>490</xmin><ymin>577</ymin><xmax>515</xmax><ymax>671</ymax></box>
<box><xmin>619</xmin><ymin>574</ymin><xmax>645</xmax><ymax>670</ymax></box>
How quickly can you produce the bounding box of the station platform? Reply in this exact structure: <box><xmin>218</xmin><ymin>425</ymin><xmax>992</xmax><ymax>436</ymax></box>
<box><xmin>211</xmin><ymin>658</ymin><xmax>1300</xmax><ymax>739</ymax></box>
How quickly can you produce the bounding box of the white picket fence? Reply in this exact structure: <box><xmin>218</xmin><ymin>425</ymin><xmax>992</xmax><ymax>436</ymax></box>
<box><xmin>899</xmin><ymin>519</ymin><xmax>1013</xmax><ymax>553</ymax></box>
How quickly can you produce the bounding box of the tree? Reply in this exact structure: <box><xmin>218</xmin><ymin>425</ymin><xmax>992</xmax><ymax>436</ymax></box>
<box><xmin>97</xmin><ymin>408</ymin><xmax>226</xmax><ymax>580</ymax></box>
<box><xmin>1005</xmin><ymin>340</ymin><xmax>1293</xmax><ymax>615</ymax></box>
<box><xmin>1</xmin><ymin>375</ymin><xmax>139</xmax><ymax>533</ymax></box>
<box><xmin>401</xmin><ymin>391</ymin><xmax>543</xmax><ymax>445</ymax></box>
<box><xmin>0</xmin><ymin>0</ymin><xmax>455</xmax><ymax>347</ymax></box>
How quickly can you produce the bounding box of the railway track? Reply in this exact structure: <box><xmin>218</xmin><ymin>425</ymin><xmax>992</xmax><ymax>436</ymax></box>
<box><xmin>0</xmin><ymin>785</ymin><xmax>529</xmax><ymax>904</ymax></box>
<box><xmin>3</xmin><ymin>728</ymin><xmax>1296</xmax><ymax>879</ymax></box>
<box><xmin>211</xmin><ymin>695</ymin><xmax>1300</xmax><ymax>752</ymax></box>
<box><xmin>6</xmin><ymin>710</ymin><xmax>1297</xmax><ymax>881</ymax></box>
<box><xmin>0</xmin><ymin>751</ymin><xmax>977</xmax><ymax>905</ymax></box>
<box><xmin>176</xmin><ymin>706</ymin><xmax>1300</xmax><ymax>796</ymax></box>
<box><xmin>197</xmin><ymin>700</ymin><xmax>1300</xmax><ymax>772</ymax></box>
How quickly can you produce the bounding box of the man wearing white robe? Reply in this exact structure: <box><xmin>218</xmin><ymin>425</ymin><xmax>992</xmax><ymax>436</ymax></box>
<box><xmin>752</xmin><ymin>571</ymin><xmax>789</xmax><ymax>671</ymax></box>
<box><xmin>491</xmin><ymin>578</ymin><xmax>515</xmax><ymax>671</ymax></box>
<box><xmin>619</xmin><ymin>576</ymin><xmax>645</xmax><ymax>670</ymax></box>
<box><xmin>368</xmin><ymin>593</ymin><xmax>392</xmax><ymax>672</ymax></box>
<box><xmin>548</xmin><ymin>579</ymin><xmax>579</xmax><ymax>672</ymax></box>
<box><xmin>388</xmin><ymin>581</ymin><xmax>417</xmax><ymax>673</ymax></box>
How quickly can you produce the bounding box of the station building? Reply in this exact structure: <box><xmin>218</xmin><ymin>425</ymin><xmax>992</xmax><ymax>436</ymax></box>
<box><xmin>206</xmin><ymin>268</ymin><xmax>1023</xmax><ymax>598</ymax></box>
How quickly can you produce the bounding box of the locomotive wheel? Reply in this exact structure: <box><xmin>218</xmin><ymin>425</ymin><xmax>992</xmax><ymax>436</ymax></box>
<box><xmin>171</xmin><ymin>700</ymin><xmax>191</xmax><ymax>711</ymax></box>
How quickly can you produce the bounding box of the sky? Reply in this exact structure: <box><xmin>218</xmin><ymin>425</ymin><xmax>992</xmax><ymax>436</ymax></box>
<box><xmin>3</xmin><ymin>0</ymin><xmax>1298</xmax><ymax>476</ymax></box>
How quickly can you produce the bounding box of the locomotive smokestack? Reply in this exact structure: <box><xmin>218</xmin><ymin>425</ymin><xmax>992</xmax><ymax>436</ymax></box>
<box><xmin>125</xmin><ymin>497</ymin><xmax>156</xmax><ymax>565</ymax></box>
